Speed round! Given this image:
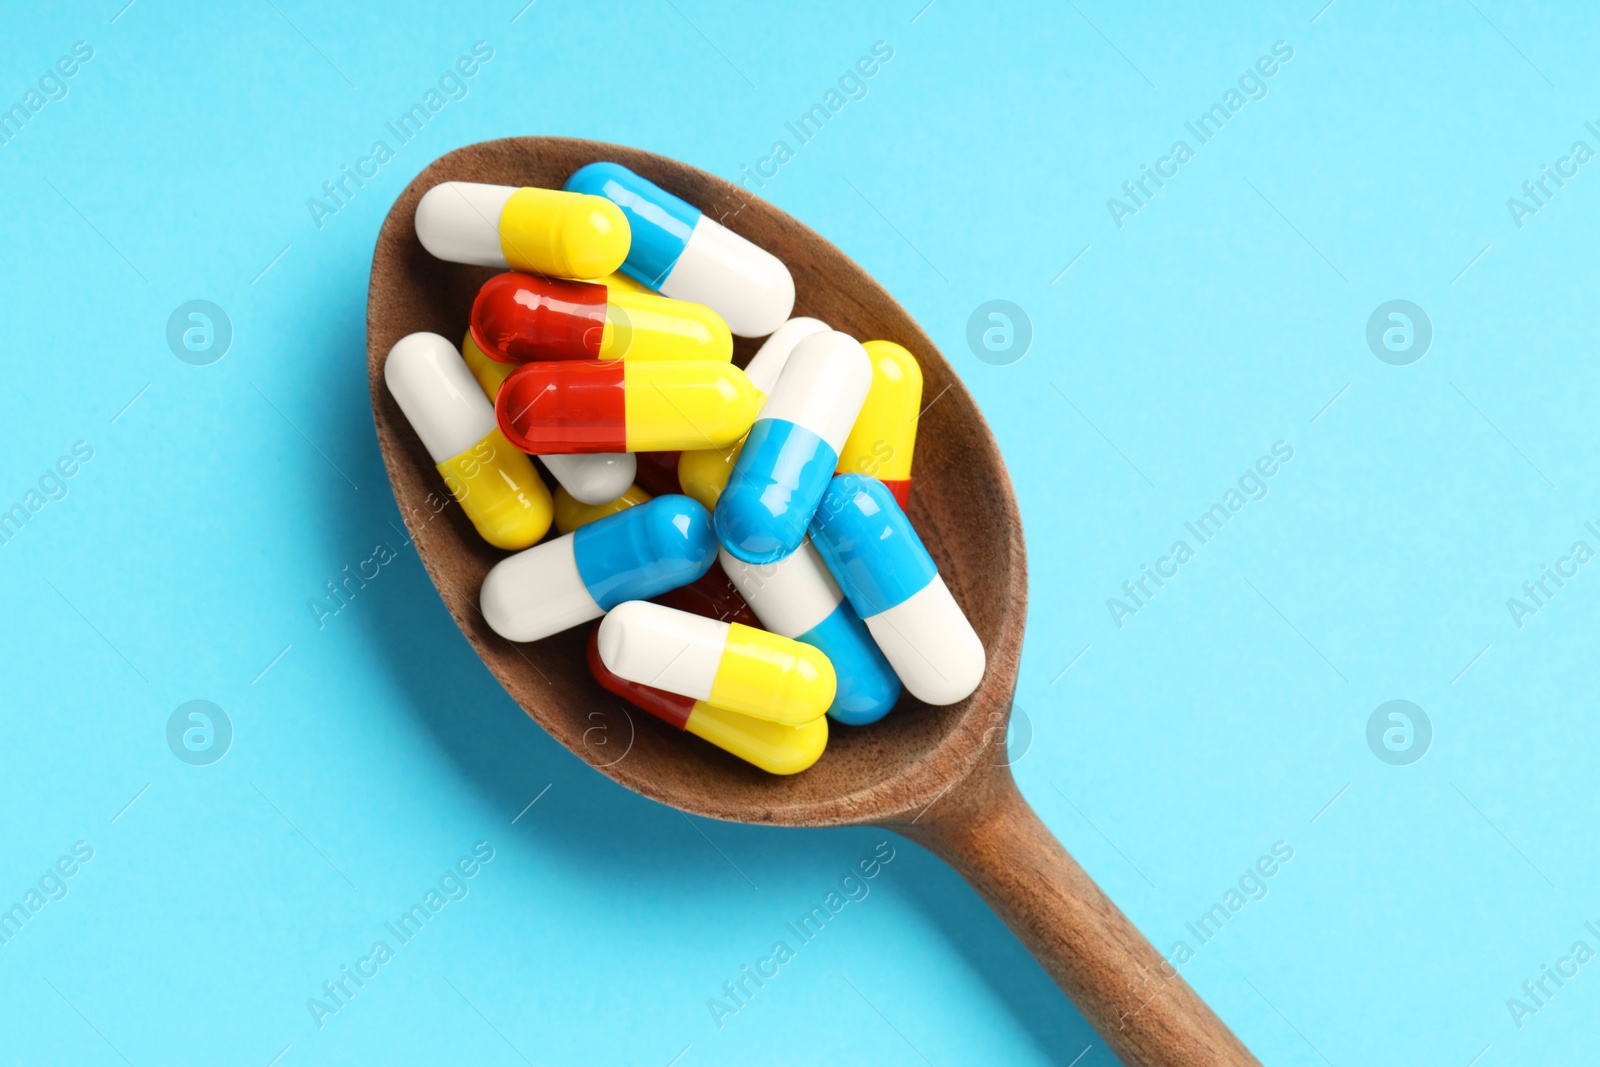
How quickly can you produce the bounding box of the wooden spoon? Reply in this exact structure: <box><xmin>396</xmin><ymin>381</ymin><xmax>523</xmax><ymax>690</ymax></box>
<box><xmin>367</xmin><ymin>137</ymin><xmax>1259</xmax><ymax>1067</ymax></box>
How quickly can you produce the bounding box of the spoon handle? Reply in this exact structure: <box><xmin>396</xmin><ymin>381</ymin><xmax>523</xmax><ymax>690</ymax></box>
<box><xmin>896</xmin><ymin>768</ymin><xmax>1259</xmax><ymax>1067</ymax></box>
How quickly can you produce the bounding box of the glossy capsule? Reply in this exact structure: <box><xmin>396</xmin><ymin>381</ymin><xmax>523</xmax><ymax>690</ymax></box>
<box><xmin>462</xmin><ymin>331</ymin><xmax>637</xmax><ymax>505</ymax></box>
<box><xmin>415</xmin><ymin>181</ymin><xmax>629</xmax><ymax>278</ymax></box>
<box><xmin>678</xmin><ymin>316</ymin><xmax>829</xmax><ymax>510</ymax></box>
<box><xmin>565</xmin><ymin>162</ymin><xmax>795</xmax><ymax>337</ymax></box>
<box><xmin>837</xmin><ymin>340</ymin><xmax>922</xmax><ymax>510</ymax></box>
<box><xmin>586</xmin><ymin>627</ymin><xmax>827</xmax><ymax>775</ymax></box>
<box><xmin>719</xmin><ymin>543</ymin><xmax>901</xmax><ymax>726</ymax></box>
<box><xmin>496</xmin><ymin>360</ymin><xmax>759</xmax><ymax>455</ymax></box>
<box><xmin>384</xmin><ymin>333</ymin><xmax>552</xmax><ymax>550</ymax></box>
<box><xmin>809</xmin><ymin>475</ymin><xmax>985</xmax><ymax>705</ymax></box>
<box><xmin>480</xmin><ymin>495</ymin><xmax>715</xmax><ymax>643</ymax></box>
<box><xmin>715</xmin><ymin>331</ymin><xmax>872</xmax><ymax>564</ymax></box>
<box><xmin>597</xmin><ymin>601</ymin><xmax>833</xmax><ymax>726</ymax></box>
<box><xmin>553</xmin><ymin>483</ymin><xmax>651</xmax><ymax>534</ymax></box>
<box><xmin>469</xmin><ymin>272</ymin><xmax>731</xmax><ymax>365</ymax></box>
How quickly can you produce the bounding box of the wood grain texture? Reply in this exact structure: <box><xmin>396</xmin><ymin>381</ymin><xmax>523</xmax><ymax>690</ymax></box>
<box><xmin>368</xmin><ymin>137</ymin><xmax>1258</xmax><ymax>1066</ymax></box>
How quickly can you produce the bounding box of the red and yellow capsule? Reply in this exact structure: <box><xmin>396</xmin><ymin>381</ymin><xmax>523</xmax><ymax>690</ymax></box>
<box><xmin>496</xmin><ymin>360</ymin><xmax>759</xmax><ymax>454</ymax></box>
<box><xmin>586</xmin><ymin>627</ymin><xmax>827</xmax><ymax>775</ymax></box>
<box><xmin>836</xmin><ymin>340</ymin><xmax>922</xmax><ymax>509</ymax></box>
<box><xmin>470</xmin><ymin>272</ymin><xmax>731</xmax><ymax>365</ymax></box>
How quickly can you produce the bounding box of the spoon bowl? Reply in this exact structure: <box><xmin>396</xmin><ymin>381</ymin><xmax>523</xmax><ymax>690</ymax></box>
<box><xmin>369</xmin><ymin>137</ymin><xmax>1257</xmax><ymax>1066</ymax></box>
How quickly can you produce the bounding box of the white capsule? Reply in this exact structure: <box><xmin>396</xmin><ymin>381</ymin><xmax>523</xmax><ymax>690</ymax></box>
<box><xmin>661</xmin><ymin>216</ymin><xmax>795</xmax><ymax>337</ymax></box>
<box><xmin>384</xmin><ymin>332</ymin><xmax>493</xmax><ymax>462</ymax></box>
<box><xmin>414</xmin><ymin>182</ymin><xmax>515</xmax><ymax>268</ymax></box>
<box><xmin>863</xmin><ymin>575</ymin><xmax>986</xmax><ymax>706</ymax></box>
<box><xmin>597</xmin><ymin>600</ymin><xmax>729</xmax><ymax>701</ymax></box>
<box><xmin>743</xmin><ymin>317</ymin><xmax>830</xmax><ymax>394</ymax></box>
<box><xmin>480</xmin><ymin>535</ymin><xmax>598</xmax><ymax>643</ymax></box>
<box><xmin>718</xmin><ymin>544</ymin><xmax>840</xmax><ymax>639</ymax></box>
<box><xmin>538</xmin><ymin>453</ymin><xmax>637</xmax><ymax>506</ymax></box>
<box><xmin>757</xmin><ymin>330</ymin><xmax>874</xmax><ymax>455</ymax></box>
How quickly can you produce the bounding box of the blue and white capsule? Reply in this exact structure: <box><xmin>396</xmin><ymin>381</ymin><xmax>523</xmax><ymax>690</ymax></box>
<box><xmin>718</xmin><ymin>543</ymin><xmax>901</xmax><ymax>726</ymax></box>
<box><xmin>715</xmin><ymin>331</ymin><xmax>872</xmax><ymax>565</ymax></box>
<box><xmin>564</xmin><ymin>162</ymin><xmax>795</xmax><ymax>337</ymax></box>
<box><xmin>481</xmin><ymin>494</ymin><xmax>716</xmax><ymax>643</ymax></box>
<box><xmin>809</xmin><ymin>475</ymin><xmax>985</xmax><ymax>705</ymax></box>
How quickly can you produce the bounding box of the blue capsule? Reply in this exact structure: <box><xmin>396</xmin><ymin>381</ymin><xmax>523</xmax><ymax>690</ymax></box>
<box><xmin>564</xmin><ymin>161</ymin><xmax>795</xmax><ymax>337</ymax></box>
<box><xmin>809</xmin><ymin>475</ymin><xmax>986</xmax><ymax>706</ymax></box>
<box><xmin>481</xmin><ymin>494</ymin><xmax>716</xmax><ymax>643</ymax></box>
<box><xmin>715</xmin><ymin>330</ymin><xmax>872</xmax><ymax>564</ymax></box>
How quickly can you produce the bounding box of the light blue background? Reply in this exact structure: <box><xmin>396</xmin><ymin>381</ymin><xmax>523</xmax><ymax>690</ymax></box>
<box><xmin>2</xmin><ymin>1</ymin><xmax>1595</xmax><ymax>1064</ymax></box>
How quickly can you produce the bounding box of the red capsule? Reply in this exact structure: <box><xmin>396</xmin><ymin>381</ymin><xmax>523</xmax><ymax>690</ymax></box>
<box><xmin>496</xmin><ymin>360</ymin><xmax>759</xmax><ymax>456</ymax></box>
<box><xmin>653</xmin><ymin>561</ymin><xmax>761</xmax><ymax>628</ymax></box>
<box><xmin>496</xmin><ymin>359</ymin><xmax>627</xmax><ymax>453</ymax></box>
<box><xmin>470</xmin><ymin>273</ymin><xmax>608</xmax><ymax>364</ymax></box>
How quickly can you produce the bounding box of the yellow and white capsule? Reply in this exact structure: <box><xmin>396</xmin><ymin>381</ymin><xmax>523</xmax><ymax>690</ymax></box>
<box><xmin>415</xmin><ymin>181</ymin><xmax>630</xmax><ymax>279</ymax></box>
<box><xmin>678</xmin><ymin>316</ymin><xmax>831</xmax><ymax>510</ymax></box>
<box><xmin>384</xmin><ymin>332</ymin><xmax>552</xmax><ymax>549</ymax></box>
<box><xmin>597</xmin><ymin>600</ymin><xmax>834</xmax><ymax>726</ymax></box>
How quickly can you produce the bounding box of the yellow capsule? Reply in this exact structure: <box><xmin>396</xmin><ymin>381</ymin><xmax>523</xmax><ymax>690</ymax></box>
<box><xmin>708</xmin><ymin>622</ymin><xmax>835</xmax><ymax>725</ymax></box>
<box><xmin>622</xmin><ymin>361</ymin><xmax>761</xmax><ymax>452</ymax></box>
<box><xmin>461</xmin><ymin>330</ymin><xmax>514</xmax><ymax>400</ymax></box>
<box><xmin>499</xmin><ymin>186</ymin><xmax>630</xmax><ymax>279</ymax></box>
<box><xmin>836</xmin><ymin>340</ymin><xmax>922</xmax><ymax>509</ymax></box>
<box><xmin>436</xmin><ymin>428</ymin><xmax>553</xmax><ymax>550</ymax></box>
<box><xmin>597</xmin><ymin>289</ymin><xmax>732</xmax><ymax>362</ymax></box>
<box><xmin>685</xmin><ymin>703</ymin><xmax>828</xmax><ymax>775</ymax></box>
<box><xmin>553</xmin><ymin>483</ymin><xmax>651</xmax><ymax>534</ymax></box>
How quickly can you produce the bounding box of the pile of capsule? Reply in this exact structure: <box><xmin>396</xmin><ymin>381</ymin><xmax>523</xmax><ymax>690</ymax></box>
<box><xmin>385</xmin><ymin>162</ymin><xmax>985</xmax><ymax>776</ymax></box>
